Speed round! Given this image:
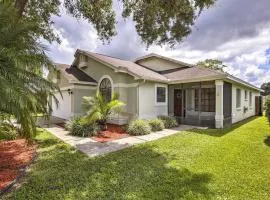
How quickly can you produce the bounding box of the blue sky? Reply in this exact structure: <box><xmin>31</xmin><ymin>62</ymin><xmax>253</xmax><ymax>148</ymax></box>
<box><xmin>46</xmin><ymin>0</ymin><xmax>270</xmax><ymax>87</ymax></box>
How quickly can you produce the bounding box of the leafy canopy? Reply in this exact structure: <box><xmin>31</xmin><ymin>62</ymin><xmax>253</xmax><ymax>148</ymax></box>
<box><xmin>261</xmin><ymin>82</ymin><xmax>270</xmax><ymax>96</ymax></box>
<box><xmin>14</xmin><ymin>0</ymin><xmax>216</xmax><ymax>46</ymax></box>
<box><xmin>0</xmin><ymin>1</ymin><xmax>59</xmax><ymax>139</ymax></box>
<box><xmin>265</xmin><ymin>96</ymin><xmax>270</xmax><ymax>125</ymax></box>
<box><xmin>197</xmin><ymin>59</ymin><xmax>228</xmax><ymax>72</ymax></box>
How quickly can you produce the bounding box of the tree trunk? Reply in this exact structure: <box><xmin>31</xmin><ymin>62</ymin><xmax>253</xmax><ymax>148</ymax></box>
<box><xmin>15</xmin><ymin>0</ymin><xmax>28</xmax><ymax>17</ymax></box>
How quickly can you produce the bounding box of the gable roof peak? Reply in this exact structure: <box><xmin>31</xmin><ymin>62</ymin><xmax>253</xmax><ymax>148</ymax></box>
<box><xmin>134</xmin><ymin>53</ymin><xmax>193</xmax><ymax>68</ymax></box>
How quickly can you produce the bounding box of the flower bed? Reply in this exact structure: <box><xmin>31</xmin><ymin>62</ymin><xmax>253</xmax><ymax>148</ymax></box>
<box><xmin>0</xmin><ymin>139</ymin><xmax>36</xmax><ymax>193</ymax></box>
<box><xmin>92</xmin><ymin>124</ymin><xmax>129</xmax><ymax>143</ymax></box>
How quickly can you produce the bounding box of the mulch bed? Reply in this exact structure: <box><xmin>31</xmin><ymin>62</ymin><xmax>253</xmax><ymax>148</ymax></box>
<box><xmin>92</xmin><ymin>124</ymin><xmax>129</xmax><ymax>143</ymax></box>
<box><xmin>0</xmin><ymin>139</ymin><xmax>37</xmax><ymax>193</ymax></box>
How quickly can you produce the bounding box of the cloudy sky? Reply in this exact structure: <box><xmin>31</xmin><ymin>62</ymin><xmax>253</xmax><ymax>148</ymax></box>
<box><xmin>47</xmin><ymin>0</ymin><xmax>270</xmax><ymax>87</ymax></box>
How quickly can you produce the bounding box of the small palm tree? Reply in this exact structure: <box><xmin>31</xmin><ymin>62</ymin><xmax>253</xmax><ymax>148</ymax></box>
<box><xmin>82</xmin><ymin>92</ymin><xmax>125</xmax><ymax>130</ymax></box>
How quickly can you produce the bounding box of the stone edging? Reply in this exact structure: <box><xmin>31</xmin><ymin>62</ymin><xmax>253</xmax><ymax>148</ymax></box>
<box><xmin>0</xmin><ymin>150</ymin><xmax>38</xmax><ymax>197</ymax></box>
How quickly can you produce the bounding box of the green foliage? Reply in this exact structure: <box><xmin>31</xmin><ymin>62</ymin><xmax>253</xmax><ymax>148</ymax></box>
<box><xmin>3</xmin><ymin>117</ymin><xmax>270</xmax><ymax>199</ymax></box>
<box><xmin>264</xmin><ymin>96</ymin><xmax>270</xmax><ymax>124</ymax></box>
<box><xmin>0</xmin><ymin>1</ymin><xmax>59</xmax><ymax>140</ymax></box>
<box><xmin>127</xmin><ymin>119</ymin><xmax>151</xmax><ymax>135</ymax></box>
<box><xmin>82</xmin><ymin>92</ymin><xmax>125</xmax><ymax>129</ymax></box>
<box><xmin>197</xmin><ymin>59</ymin><xmax>227</xmax><ymax>72</ymax></box>
<box><xmin>0</xmin><ymin>122</ymin><xmax>18</xmax><ymax>140</ymax></box>
<box><xmin>158</xmin><ymin>115</ymin><xmax>178</xmax><ymax>128</ymax></box>
<box><xmin>65</xmin><ymin>117</ymin><xmax>99</xmax><ymax>137</ymax></box>
<box><xmin>148</xmin><ymin>118</ymin><xmax>165</xmax><ymax>132</ymax></box>
<box><xmin>13</xmin><ymin>0</ymin><xmax>216</xmax><ymax>46</ymax></box>
<box><xmin>261</xmin><ymin>82</ymin><xmax>270</xmax><ymax>96</ymax></box>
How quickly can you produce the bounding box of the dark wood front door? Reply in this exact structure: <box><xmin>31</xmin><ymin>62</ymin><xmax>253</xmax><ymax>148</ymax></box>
<box><xmin>174</xmin><ymin>89</ymin><xmax>185</xmax><ymax>116</ymax></box>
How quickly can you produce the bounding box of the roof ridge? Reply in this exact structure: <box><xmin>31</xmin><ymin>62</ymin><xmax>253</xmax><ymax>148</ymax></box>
<box><xmin>134</xmin><ymin>53</ymin><xmax>193</xmax><ymax>67</ymax></box>
<box><xmin>78</xmin><ymin>49</ymin><xmax>129</xmax><ymax>62</ymax></box>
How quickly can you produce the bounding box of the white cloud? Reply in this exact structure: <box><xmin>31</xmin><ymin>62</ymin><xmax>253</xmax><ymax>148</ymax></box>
<box><xmin>46</xmin><ymin>0</ymin><xmax>270</xmax><ymax>87</ymax></box>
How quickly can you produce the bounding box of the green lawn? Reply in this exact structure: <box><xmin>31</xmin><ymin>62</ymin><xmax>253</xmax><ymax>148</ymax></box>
<box><xmin>4</xmin><ymin>117</ymin><xmax>270</xmax><ymax>200</ymax></box>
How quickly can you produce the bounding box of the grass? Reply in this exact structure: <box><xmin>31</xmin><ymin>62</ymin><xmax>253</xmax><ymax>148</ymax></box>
<box><xmin>3</xmin><ymin>117</ymin><xmax>270</xmax><ymax>200</ymax></box>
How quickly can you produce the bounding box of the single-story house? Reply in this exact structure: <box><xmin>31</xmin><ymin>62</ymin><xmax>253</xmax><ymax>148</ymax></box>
<box><xmin>50</xmin><ymin>49</ymin><xmax>263</xmax><ymax>128</ymax></box>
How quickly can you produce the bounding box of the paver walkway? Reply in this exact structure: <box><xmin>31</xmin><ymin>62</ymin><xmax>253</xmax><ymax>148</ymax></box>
<box><xmin>45</xmin><ymin>125</ymin><xmax>194</xmax><ymax>157</ymax></box>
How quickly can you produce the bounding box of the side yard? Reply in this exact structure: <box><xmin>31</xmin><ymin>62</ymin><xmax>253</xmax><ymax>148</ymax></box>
<box><xmin>3</xmin><ymin>117</ymin><xmax>270</xmax><ymax>200</ymax></box>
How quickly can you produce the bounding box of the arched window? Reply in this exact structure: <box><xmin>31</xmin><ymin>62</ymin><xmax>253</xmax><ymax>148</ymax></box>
<box><xmin>99</xmin><ymin>78</ymin><xmax>112</xmax><ymax>102</ymax></box>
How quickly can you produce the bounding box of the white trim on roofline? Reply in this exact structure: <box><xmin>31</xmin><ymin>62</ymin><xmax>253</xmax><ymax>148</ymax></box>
<box><xmin>58</xmin><ymin>85</ymin><xmax>97</xmax><ymax>91</ymax></box>
<box><xmin>134</xmin><ymin>53</ymin><xmax>193</xmax><ymax>68</ymax></box>
<box><xmin>69</xmin><ymin>80</ymin><xmax>98</xmax><ymax>86</ymax></box>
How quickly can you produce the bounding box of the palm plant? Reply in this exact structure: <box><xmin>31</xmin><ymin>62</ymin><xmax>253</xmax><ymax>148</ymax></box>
<box><xmin>82</xmin><ymin>92</ymin><xmax>125</xmax><ymax>130</ymax></box>
<box><xmin>0</xmin><ymin>1</ymin><xmax>59</xmax><ymax>139</ymax></box>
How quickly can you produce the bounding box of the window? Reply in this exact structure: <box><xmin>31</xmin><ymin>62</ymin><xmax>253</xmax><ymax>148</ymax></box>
<box><xmin>99</xmin><ymin>78</ymin><xmax>112</xmax><ymax>102</ymax></box>
<box><xmin>236</xmin><ymin>89</ymin><xmax>241</xmax><ymax>108</ymax></box>
<box><xmin>249</xmin><ymin>92</ymin><xmax>252</xmax><ymax>107</ymax></box>
<box><xmin>156</xmin><ymin>86</ymin><xmax>166</xmax><ymax>103</ymax></box>
<box><xmin>195</xmin><ymin>88</ymin><xmax>215</xmax><ymax>112</ymax></box>
<box><xmin>245</xmin><ymin>90</ymin><xmax>248</xmax><ymax>100</ymax></box>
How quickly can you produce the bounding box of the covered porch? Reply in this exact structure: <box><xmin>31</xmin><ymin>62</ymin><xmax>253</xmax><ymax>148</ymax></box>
<box><xmin>168</xmin><ymin>80</ymin><xmax>231</xmax><ymax>128</ymax></box>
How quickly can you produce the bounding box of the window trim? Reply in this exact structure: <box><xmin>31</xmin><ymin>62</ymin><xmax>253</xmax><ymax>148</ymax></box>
<box><xmin>98</xmin><ymin>75</ymin><xmax>114</xmax><ymax>101</ymax></box>
<box><xmin>249</xmin><ymin>91</ymin><xmax>252</xmax><ymax>108</ymax></box>
<box><xmin>155</xmin><ymin>84</ymin><xmax>167</xmax><ymax>106</ymax></box>
<box><xmin>245</xmin><ymin>90</ymin><xmax>248</xmax><ymax>101</ymax></box>
<box><xmin>236</xmin><ymin>88</ymin><xmax>241</xmax><ymax>109</ymax></box>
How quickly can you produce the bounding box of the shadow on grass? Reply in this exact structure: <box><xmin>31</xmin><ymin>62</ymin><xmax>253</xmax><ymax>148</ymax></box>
<box><xmin>189</xmin><ymin>116</ymin><xmax>259</xmax><ymax>137</ymax></box>
<box><xmin>264</xmin><ymin>136</ymin><xmax>270</xmax><ymax>147</ymax></box>
<box><xmin>4</xmin><ymin>131</ymin><xmax>213</xmax><ymax>200</ymax></box>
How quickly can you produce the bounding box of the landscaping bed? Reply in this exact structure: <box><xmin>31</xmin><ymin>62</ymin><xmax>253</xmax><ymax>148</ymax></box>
<box><xmin>0</xmin><ymin>139</ymin><xmax>36</xmax><ymax>193</ymax></box>
<box><xmin>92</xmin><ymin>124</ymin><xmax>129</xmax><ymax>143</ymax></box>
<box><xmin>2</xmin><ymin>117</ymin><xmax>270</xmax><ymax>199</ymax></box>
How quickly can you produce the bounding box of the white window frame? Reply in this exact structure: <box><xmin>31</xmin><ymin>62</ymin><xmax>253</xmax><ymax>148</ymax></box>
<box><xmin>155</xmin><ymin>84</ymin><xmax>168</xmax><ymax>106</ymax></box>
<box><xmin>98</xmin><ymin>75</ymin><xmax>114</xmax><ymax>99</ymax></box>
<box><xmin>249</xmin><ymin>91</ymin><xmax>252</xmax><ymax>108</ymax></box>
<box><xmin>236</xmin><ymin>88</ymin><xmax>241</xmax><ymax>109</ymax></box>
<box><xmin>245</xmin><ymin>90</ymin><xmax>248</xmax><ymax>101</ymax></box>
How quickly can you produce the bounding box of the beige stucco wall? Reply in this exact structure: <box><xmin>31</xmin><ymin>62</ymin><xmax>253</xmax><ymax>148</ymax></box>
<box><xmin>137</xmin><ymin>57</ymin><xmax>185</xmax><ymax>72</ymax></box>
<box><xmin>71</xmin><ymin>87</ymin><xmax>97</xmax><ymax>116</ymax></box>
<box><xmin>138</xmin><ymin>81</ymin><xmax>168</xmax><ymax>119</ymax></box>
<box><xmin>231</xmin><ymin>84</ymin><xmax>260</xmax><ymax>123</ymax></box>
<box><xmin>70</xmin><ymin>57</ymin><xmax>139</xmax><ymax>124</ymax></box>
<box><xmin>81</xmin><ymin>58</ymin><xmax>136</xmax><ymax>84</ymax></box>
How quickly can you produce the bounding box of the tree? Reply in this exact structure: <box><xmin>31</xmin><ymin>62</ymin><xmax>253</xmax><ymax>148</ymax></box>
<box><xmin>197</xmin><ymin>59</ymin><xmax>227</xmax><ymax>72</ymax></box>
<box><xmin>82</xmin><ymin>92</ymin><xmax>125</xmax><ymax>130</ymax></box>
<box><xmin>12</xmin><ymin>0</ymin><xmax>216</xmax><ymax>46</ymax></box>
<box><xmin>261</xmin><ymin>82</ymin><xmax>270</xmax><ymax>96</ymax></box>
<box><xmin>0</xmin><ymin>1</ymin><xmax>58</xmax><ymax>139</ymax></box>
<box><xmin>265</xmin><ymin>96</ymin><xmax>270</xmax><ymax>125</ymax></box>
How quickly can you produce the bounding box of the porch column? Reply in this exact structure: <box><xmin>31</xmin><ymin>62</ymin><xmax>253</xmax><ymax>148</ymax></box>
<box><xmin>215</xmin><ymin>80</ymin><xmax>224</xmax><ymax>128</ymax></box>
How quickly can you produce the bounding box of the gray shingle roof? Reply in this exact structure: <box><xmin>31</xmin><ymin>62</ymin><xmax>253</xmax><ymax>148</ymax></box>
<box><xmin>56</xmin><ymin>50</ymin><xmax>261</xmax><ymax>92</ymax></box>
<box><xmin>164</xmin><ymin>66</ymin><xmax>226</xmax><ymax>82</ymax></box>
<box><xmin>54</xmin><ymin>63</ymin><xmax>97</xmax><ymax>84</ymax></box>
<box><xmin>77</xmin><ymin>50</ymin><xmax>168</xmax><ymax>82</ymax></box>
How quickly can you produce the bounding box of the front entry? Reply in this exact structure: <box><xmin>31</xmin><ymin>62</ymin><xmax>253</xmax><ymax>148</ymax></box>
<box><xmin>174</xmin><ymin>89</ymin><xmax>185</xmax><ymax>117</ymax></box>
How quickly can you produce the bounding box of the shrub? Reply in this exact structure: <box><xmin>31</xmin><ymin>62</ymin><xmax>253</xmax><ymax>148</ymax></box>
<box><xmin>158</xmin><ymin>115</ymin><xmax>178</xmax><ymax>128</ymax></box>
<box><xmin>65</xmin><ymin>117</ymin><xmax>99</xmax><ymax>137</ymax></box>
<box><xmin>148</xmin><ymin>118</ymin><xmax>165</xmax><ymax>132</ymax></box>
<box><xmin>0</xmin><ymin>122</ymin><xmax>18</xmax><ymax>140</ymax></box>
<box><xmin>127</xmin><ymin>119</ymin><xmax>151</xmax><ymax>136</ymax></box>
<box><xmin>265</xmin><ymin>96</ymin><xmax>270</xmax><ymax>125</ymax></box>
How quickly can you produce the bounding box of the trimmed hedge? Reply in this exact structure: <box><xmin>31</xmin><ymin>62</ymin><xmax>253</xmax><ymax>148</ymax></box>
<box><xmin>65</xmin><ymin>117</ymin><xmax>99</xmax><ymax>137</ymax></box>
<box><xmin>127</xmin><ymin>119</ymin><xmax>151</xmax><ymax>136</ymax></box>
<box><xmin>158</xmin><ymin>115</ymin><xmax>178</xmax><ymax>128</ymax></box>
<box><xmin>148</xmin><ymin>119</ymin><xmax>165</xmax><ymax>132</ymax></box>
